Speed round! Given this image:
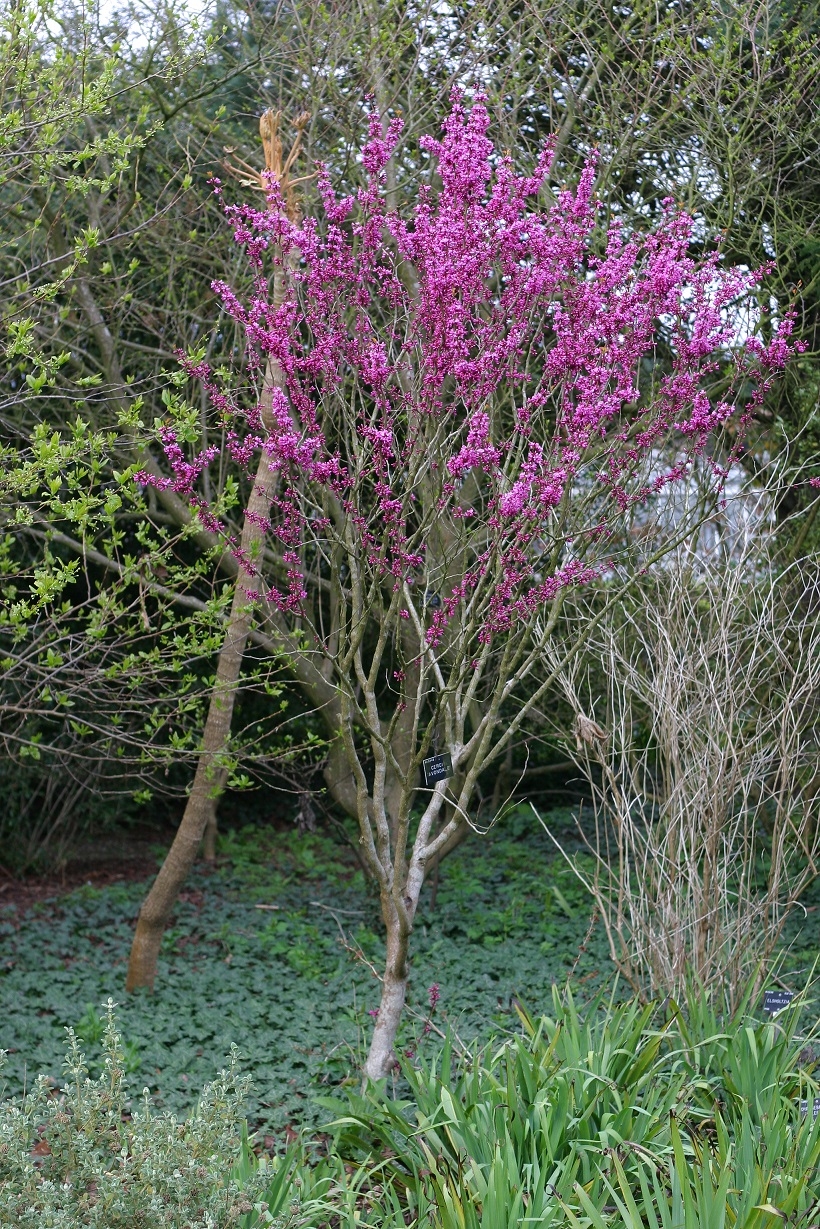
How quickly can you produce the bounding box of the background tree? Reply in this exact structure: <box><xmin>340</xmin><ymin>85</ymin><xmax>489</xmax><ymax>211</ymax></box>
<box><xmin>499</xmin><ymin>0</ymin><xmax>820</xmax><ymax>527</ymax></box>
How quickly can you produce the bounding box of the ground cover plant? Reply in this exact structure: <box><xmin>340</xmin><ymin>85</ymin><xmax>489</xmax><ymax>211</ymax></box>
<box><xmin>6</xmin><ymin>975</ymin><xmax>820</xmax><ymax>1228</ymax></box>
<box><xmin>0</xmin><ymin>807</ymin><xmax>602</xmax><ymax>1137</ymax></box>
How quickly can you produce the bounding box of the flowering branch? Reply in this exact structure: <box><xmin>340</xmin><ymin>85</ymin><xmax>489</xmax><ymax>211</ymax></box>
<box><xmin>138</xmin><ymin>90</ymin><xmax>798</xmax><ymax>1076</ymax></box>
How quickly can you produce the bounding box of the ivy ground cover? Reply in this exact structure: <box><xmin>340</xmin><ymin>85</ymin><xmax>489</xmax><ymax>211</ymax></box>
<box><xmin>0</xmin><ymin>808</ymin><xmax>604</xmax><ymax>1137</ymax></box>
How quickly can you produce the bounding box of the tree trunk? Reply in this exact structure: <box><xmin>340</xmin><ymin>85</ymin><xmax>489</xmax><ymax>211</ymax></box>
<box><xmin>202</xmin><ymin>799</ymin><xmax>219</xmax><ymax>862</ymax></box>
<box><xmin>126</xmin><ymin>548</ymin><xmax>268</xmax><ymax>990</ymax></box>
<box><xmin>201</xmin><ymin>766</ymin><xmax>227</xmax><ymax>862</ymax></box>
<box><xmin>126</xmin><ymin>355</ymin><xmax>282</xmax><ymax>992</ymax></box>
<box><xmin>126</xmin><ymin>592</ymin><xmax>253</xmax><ymax>989</ymax></box>
<box><xmin>364</xmin><ymin>902</ymin><xmax>411</xmax><ymax>1081</ymax></box>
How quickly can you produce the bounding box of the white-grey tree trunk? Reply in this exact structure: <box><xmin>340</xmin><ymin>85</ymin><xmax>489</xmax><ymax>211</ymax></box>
<box><xmin>364</xmin><ymin>908</ymin><xmax>411</xmax><ymax>1081</ymax></box>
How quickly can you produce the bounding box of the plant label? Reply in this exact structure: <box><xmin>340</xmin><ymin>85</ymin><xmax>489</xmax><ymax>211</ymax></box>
<box><xmin>763</xmin><ymin>989</ymin><xmax>794</xmax><ymax>1014</ymax></box>
<box><xmin>799</xmin><ymin>1098</ymin><xmax>820</xmax><ymax>1120</ymax></box>
<box><xmin>423</xmin><ymin>753</ymin><xmax>453</xmax><ymax>786</ymax></box>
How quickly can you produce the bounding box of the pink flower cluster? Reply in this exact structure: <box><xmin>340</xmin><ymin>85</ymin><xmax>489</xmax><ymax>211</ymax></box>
<box><xmin>141</xmin><ymin>91</ymin><xmax>797</xmax><ymax>634</ymax></box>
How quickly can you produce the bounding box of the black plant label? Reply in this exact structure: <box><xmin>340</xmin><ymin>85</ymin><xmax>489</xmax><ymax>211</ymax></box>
<box><xmin>763</xmin><ymin>989</ymin><xmax>794</xmax><ymax>1014</ymax></box>
<box><xmin>423</xmin><ymin>753</ymin><xmax>453</xmax><ymax>786</ymax></box>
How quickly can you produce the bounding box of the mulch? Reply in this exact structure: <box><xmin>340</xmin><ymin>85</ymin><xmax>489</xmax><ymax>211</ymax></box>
<box><xmin>0</xmin><ymin>830</ymin><xmax>168</xmax><ymax>918</ymax></box>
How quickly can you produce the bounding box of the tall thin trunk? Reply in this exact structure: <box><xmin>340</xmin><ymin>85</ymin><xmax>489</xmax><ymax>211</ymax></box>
<box><xmin>202</xmin><ymin>812</ymin><xmax>218</xmax><ymax>861</ymax></box>
<box><xmin>126</xmin><ymin>351</ymin><xmax>283</xmax><ymax>991</ymax></box>
<box><xmin>202</xmin><ymin>811</ymin><xmax>218</xmax><ymax>861</ymax></box>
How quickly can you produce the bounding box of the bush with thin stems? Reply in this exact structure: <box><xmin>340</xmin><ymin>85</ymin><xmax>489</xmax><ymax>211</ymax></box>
<box><xmin>543</xmin><ymin>509</ymin><xmax>820</xmax><ymax>1010</ymax></box>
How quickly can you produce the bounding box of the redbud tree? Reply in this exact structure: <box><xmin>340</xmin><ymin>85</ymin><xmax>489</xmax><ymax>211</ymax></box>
<box><xmin>137</xmin><ymin>95</ymin><xmax>794</xmax><ymax>1079</ymax></box>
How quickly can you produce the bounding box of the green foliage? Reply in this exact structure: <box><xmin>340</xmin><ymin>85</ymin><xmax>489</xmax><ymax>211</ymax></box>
<box><xmin>325</xmin><ymin>985</ymin><xmax>820</xmax><ymax>1228</ymax></box>
<box><xmin>0</xmin><ymin>1002</ymin><xmax>275</xmax><ymax>1227</ymax></box>
<box><xmin>326</xmin><ymin>988</ymin><xmax>677</xmax><ymax>1223</ymax></box>
<box><xmin>0</xmin><ymin>809</ymin><xmax>604</xmax><ymax>1135</ymax></box>
<box><xmin>0</xmin><ymin>0</ymin><xmax>325</xmax><ymax>857</ymax></box>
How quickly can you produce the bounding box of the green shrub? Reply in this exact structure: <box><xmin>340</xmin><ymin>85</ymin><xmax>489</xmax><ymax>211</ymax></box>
<box><xmin>0</xmin><ymin>1001</ymin><xmax>282</xmax><ymax>1228</ymax></box>
<box><xmin>325</xmin><ymin>984</ymin><xmax>820</xmax><ymax>1228</ymax></box>
<box><xmin>7</xmin><ymin>988</ymin><xmax>820</xmax><ymax>1228</ymax></box>
<box><xmin>236</xmin><ymin>1142</ymin><xmax>433</xmax><ymax>1229</ymax></box>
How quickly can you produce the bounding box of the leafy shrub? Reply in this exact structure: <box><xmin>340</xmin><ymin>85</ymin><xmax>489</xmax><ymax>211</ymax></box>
<box><xmin>6</xmin><ymin>986</ymin><xmax>820</xmax><ymax>1228</ymax></box>
<box><xmin>325</xmin><ymin>985</ymin><xmax>820</xmax><ymax>1228</ymax></box>
<box><xmin>0</xmin><ymin>1001</ymin><xmax>280</xmax><ymax>1227</ymax></box>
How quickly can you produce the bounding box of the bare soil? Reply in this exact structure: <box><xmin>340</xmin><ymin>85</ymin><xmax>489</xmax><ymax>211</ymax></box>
<box><xmin>0</xmin><ymin>826</ymin><xmax>171</xmax><ymax>917</ymax></box>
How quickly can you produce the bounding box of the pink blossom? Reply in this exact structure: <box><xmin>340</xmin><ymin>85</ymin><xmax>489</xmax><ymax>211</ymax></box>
<box><xmin>448</xmin><ymin>411</ymin><xmax>501</xmax><ymax>478</ymax></box>
<box><xmin>141</xmin><ymin>95</ymin><xmax>796</xmax><ymax>642</ymax></box>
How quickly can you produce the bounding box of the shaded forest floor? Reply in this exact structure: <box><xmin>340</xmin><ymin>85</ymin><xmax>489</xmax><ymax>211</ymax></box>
<box><xmin>0</xmin><ymin>830</ymin><xmax>164</xmax><ymax>914</ymax></box>
<box><xmin>1</xmin><ymin>807</ymin><xmax>818</xmax><ymax>1142</ymax></box>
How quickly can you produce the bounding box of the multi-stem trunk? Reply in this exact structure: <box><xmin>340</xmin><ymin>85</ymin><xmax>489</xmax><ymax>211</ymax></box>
<box><xmin>359</xmin><ymin>740</ymin><xmax>457</xmax><ymax>1079</ymax></box>
<box><xmin>126</xmin><ymin>353</ymin><xmax>283</xmax><ymax>992</ymax></box>
<box><xmin>362</xmin><ymin>803</ymin><xmax>456</xmax><ymax>1079</ymax></box>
